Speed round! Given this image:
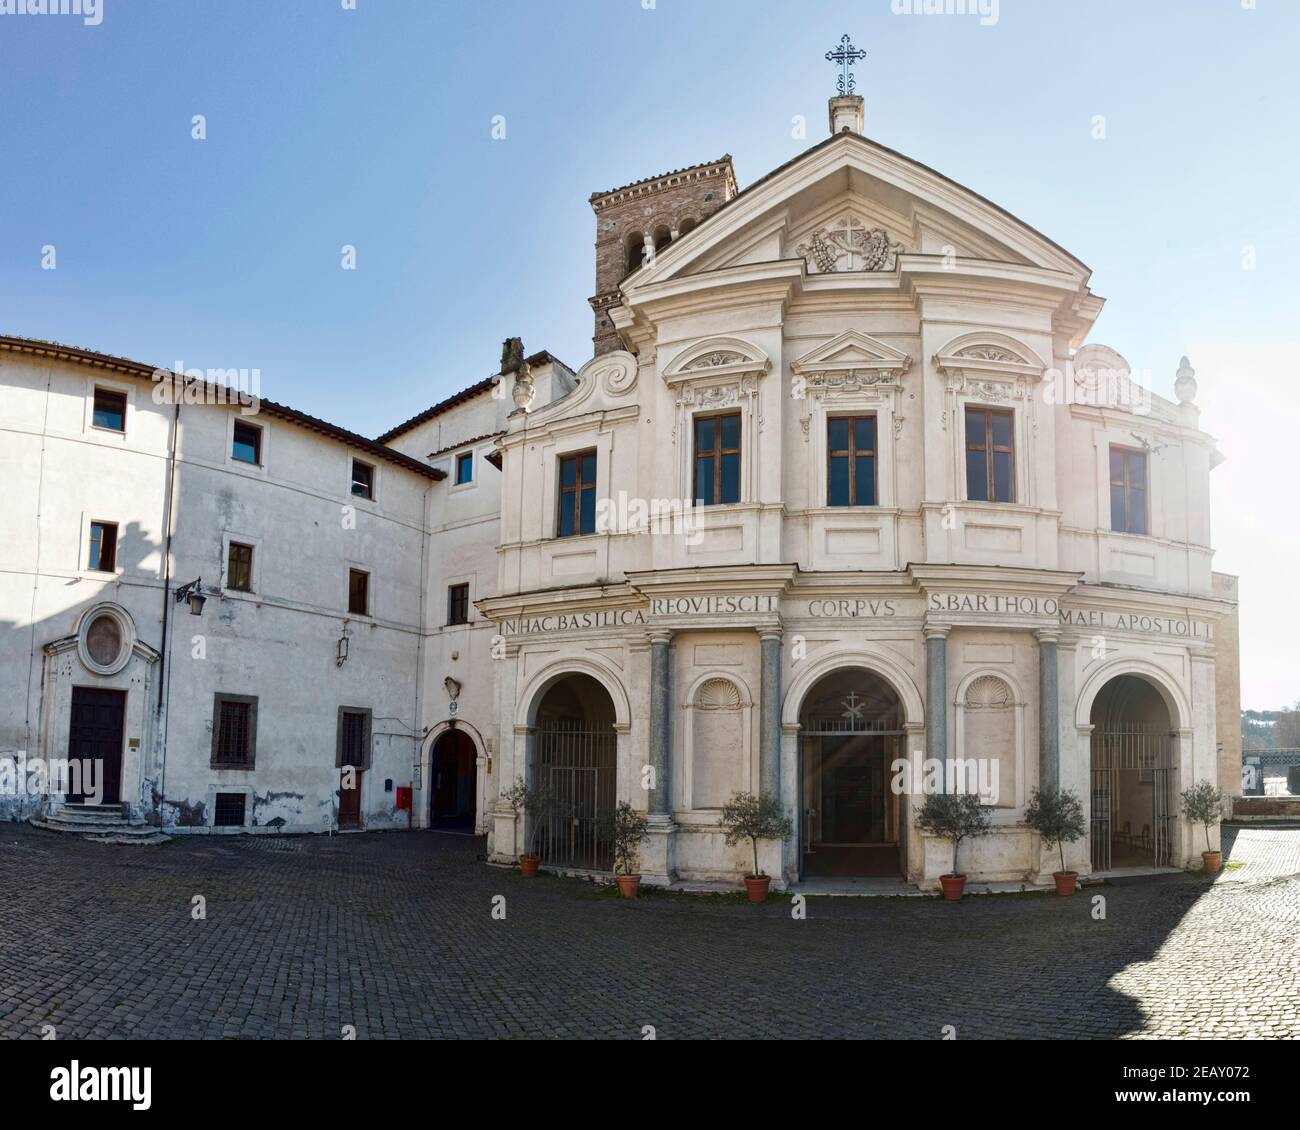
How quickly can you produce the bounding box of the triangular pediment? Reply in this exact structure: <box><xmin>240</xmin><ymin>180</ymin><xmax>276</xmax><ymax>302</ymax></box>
<box><xmin>625</xmin><ymin>132</ymin><xmax>1091</xmax><ymax>294</ymax></box>
<box><xmin>790</xmin><ymin>330</ymin><xmax>911</xmax><ymax>376</ymax></box>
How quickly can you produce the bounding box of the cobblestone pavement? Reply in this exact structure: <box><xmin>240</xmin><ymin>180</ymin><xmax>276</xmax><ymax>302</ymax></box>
<box><xmin>0</xmin><ymin>822</ymin><xmax>1295</xmax><ymax>1040</ymax></box>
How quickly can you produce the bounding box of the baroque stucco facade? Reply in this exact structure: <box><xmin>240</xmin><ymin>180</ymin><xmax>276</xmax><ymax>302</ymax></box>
<box><xmin>0</xmin><ymin>96</ymin><xmax>1237</xmax><ymax>890</ymax></box>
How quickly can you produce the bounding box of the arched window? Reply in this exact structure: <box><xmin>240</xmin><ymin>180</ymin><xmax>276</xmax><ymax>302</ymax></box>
<box><xmin>625</xmin><ymin>232</ymin><xmax>646</xmax><ymax>274</ymax></box>
<box><xmin>678</xmin><ymin>217</ymin><xmax>697</xmax><ymax>236</ymax></box>
<box><xmin>653</xmin><ymin>225</ymin><xmax>672</xmax><ymax>253</ymax></box>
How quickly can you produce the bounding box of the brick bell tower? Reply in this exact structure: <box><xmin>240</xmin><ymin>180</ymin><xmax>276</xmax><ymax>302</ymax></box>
<box><xmin>588</xmin><ymin>155</ymin><xmax>738</xmax><ymax>356</ymax></box>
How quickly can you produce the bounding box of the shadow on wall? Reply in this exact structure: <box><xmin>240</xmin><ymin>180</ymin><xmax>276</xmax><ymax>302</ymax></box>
<box><xmin>0</xmin><ymin>520</ymin><xmax>163</xmax><ymax>822</ymax></box>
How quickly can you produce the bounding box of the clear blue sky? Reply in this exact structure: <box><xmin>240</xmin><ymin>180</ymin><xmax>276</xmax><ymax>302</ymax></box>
<box><xmin>2</xmin><ymin>0</ymin><xmax>1297</xmax><ymax>707</ymax></box>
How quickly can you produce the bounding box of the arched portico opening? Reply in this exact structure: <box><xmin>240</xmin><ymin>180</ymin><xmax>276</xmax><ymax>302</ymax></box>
<box><xmin>529</xmin><ymin>673</ymin><xmax>618</xmax><ymax>871</ymax></box>
<box><xmin>1088</xmin><ymin>674</ymin><xmax>1177</xmax><ymax>871</ymax></box>
<box><xmin>429</xmin><ymin>727</ymin><xmax>477</xmax><ymax>832</ymax></box>
<box><xmin>798</xmin><ymin>667</ymin><xmax>905</xmax><ymax>878</ymax></box>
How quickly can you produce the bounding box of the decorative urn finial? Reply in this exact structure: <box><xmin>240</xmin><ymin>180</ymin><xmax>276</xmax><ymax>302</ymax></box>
<box><xmin>511</xmin><ymin>359</ymin><xmax>535</xmax><ymax>412</ymax></box>
<box><xmin>1174</xmin><ymin>355</ymin><xmax>1197</xmax><ymax>405</ymax></box>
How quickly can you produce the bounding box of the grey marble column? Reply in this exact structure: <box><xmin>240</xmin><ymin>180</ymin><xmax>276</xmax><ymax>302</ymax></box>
<box><xmin>759</xmin><ymin>630</ymin><xmax>782</xmax><ymax>801</ymax></box>
<box><xmin>648</xmin><ymin>631</ymin><xmax>672</xmax><ymax>818</ymax></box>
<box><xmin>1037</xmin><ymin>630</ymin><xmax>1060</xmax><ymax>792</ymax></box>
<box><xmin>925</xmin><ymin>629</ymin><xmax>948</xmax><ymax>788</ymax></box>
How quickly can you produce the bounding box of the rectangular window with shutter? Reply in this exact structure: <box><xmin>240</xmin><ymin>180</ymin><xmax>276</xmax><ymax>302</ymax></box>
<box><xmin>336</xmin><ymin>707</ymin><xmax>372</xmax><ymax>769</ymax></box>
<box><xmin>211</xmin><ymin>694</ymin><xmax>257</xmax><ymax>769</ymax></box>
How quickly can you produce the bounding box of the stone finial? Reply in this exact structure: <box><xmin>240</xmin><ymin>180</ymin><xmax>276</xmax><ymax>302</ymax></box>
<box><xmin>1174</xmin><ymin>355</ymin><xmax>1198</xmax><ymax>405</ymax></box>
<box><xmin>511</xmin><ymin>359</ymin><xmax>535</xmax><ymax>412</ymax></box>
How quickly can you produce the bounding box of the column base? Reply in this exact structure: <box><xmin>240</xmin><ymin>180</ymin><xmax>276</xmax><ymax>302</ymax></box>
<box><xmin>491</xmin><ymin>809</ymin><xmax>519</xmax><ymax>864</ymax></box>
<box><xmin>640</xmin><ymin>816</ymin><xmax>678</xmax><ymax>886</ymax></box>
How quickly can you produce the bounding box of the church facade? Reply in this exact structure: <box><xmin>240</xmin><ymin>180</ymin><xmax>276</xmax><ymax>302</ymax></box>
<box><xmin>0</xmin><ymin>93</ymin><xmax>1239</xmax><ymax>889</ymax></box>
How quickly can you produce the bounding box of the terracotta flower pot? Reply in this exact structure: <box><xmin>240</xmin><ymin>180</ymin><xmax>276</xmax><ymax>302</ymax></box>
<box><xmin>616</xmin><ymin>874</ymin><xmax>641</xmax><ymax>899</ymax></box>
<box><xmin>939</xmin><ymin>873</ymin><xmax>966</xmax><ymax>900</ymax></box>
<box><xmin>1053</xmin><ymin>870</ymin><xmax>1078</xmax><ymax>896</ymax></box>
<box><xmin>744</xmin><ymin>875</ymin><xmax>771</xmax><ymax>903</ymax></box>
<box><xmin>1202</xmin><ymin>850</ymin><xmax>1222</xmax><ymax>874</ymax></box>
<box><xmin>519</xmin><ymin>854</ymin><xmax>540</xmax><ymax>877</ymax></box>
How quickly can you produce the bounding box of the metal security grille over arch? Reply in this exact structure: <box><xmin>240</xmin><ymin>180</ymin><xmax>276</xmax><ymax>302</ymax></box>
<box><xmin>530</xmin><ymin>673</ymin><xmax>618</xmax><ymax>871</ymax></box>
<box><xmin>1089</xmin><ymin>675</ymin><xmax>1175</xmax><ymax>872</ymax></box>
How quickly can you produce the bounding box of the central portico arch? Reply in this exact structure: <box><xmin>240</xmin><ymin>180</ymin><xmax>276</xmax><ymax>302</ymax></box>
<box><xmin>782</xmin><ymin>650</ymin><xmax>924</xmax><ymax>881</ymax></box>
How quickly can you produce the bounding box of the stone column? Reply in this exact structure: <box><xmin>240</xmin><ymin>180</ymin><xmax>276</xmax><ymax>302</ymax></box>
<box><xmin>648</xmin><ymin>630</ymin><xmax>673</xmax><ymax>819</ymax></box>
<box><xmin>1036</xmin><ymin>630</ymin><xmax>1060</xmax><ymax>793</ymax></box>
<box><xmin>924</xmin><ymin>628</ymin><xmax>949</xmax><ymax>788</ymax></box>
<box><xmin>759</xmin><ymin>629</ymin><xmax>782</xmax><ymax>801</ymax></box>
<box><xmin>642</xmin><ymin>630</ymin><xmax>677</xmax><ymax>885</ymax></box>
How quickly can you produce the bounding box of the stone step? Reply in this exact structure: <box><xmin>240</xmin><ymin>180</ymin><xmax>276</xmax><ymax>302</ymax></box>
<box><xmin>46</xmin><ymin>809</ymin><xmax>142</xmax><ymax>826</ymax></box>
<box><xmin>29</xmin><ymin>816</ymin><xmax>171</xmax><ymax>845</ymax></box>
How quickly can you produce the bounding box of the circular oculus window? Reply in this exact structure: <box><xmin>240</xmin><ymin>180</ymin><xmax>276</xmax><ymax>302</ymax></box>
<box><xmin>77</xmin><ymin>604</ymin><xmax>134</xmax><ymax>676</ymax></box>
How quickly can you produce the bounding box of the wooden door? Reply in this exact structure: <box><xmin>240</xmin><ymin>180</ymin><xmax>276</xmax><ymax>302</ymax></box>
<box><xmin>338</xmin><ymin>769</ymin><xmax>363</xmax><ymax>830</ymax></box>
<box><xmin>68</xmin><ymin>687</ymin><xmax>125</xmax><ymax>804</ymax></box>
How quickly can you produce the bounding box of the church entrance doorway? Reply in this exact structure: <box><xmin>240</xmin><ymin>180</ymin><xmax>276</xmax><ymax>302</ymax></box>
<box><xmin>529</xmin><ymin>673</ymin><xmax>618</xmax><ymax>871</ymax></box>
<box><xmin>798</xmin><ymin>668</ymin><xmax>904</xmax><ymax>878</ymax></box>
<box><xmin>1089</xmin><ymin>675</ymin><xmax>1176</xmax><ymax>871</ymax></box>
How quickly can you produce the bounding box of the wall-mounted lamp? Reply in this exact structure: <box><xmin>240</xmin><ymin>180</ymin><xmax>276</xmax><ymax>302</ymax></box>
<box><xmin>336</xmin><ymin>622</ymin><xmax>351</xmax><ymax>667</ymax></box>
<box><xmin>174</xmin><ymin>578</ymin><xmax>210</xmax><ymax>616</ymax></box>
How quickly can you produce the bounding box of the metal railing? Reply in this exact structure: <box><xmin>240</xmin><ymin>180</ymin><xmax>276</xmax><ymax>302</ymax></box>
<box><xmin>531</xmin><ymin>719</ymin><xmax>617</xmax><ymax>871</ymax></box>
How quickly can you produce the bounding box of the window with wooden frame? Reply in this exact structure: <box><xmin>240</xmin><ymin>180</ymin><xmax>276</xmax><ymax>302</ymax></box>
<box><xmin>693</xmin><ymin>412</ymin><xmax>741</xmax><ymax>506</ymax></box>
<box><xmin>447</xmin><ymin>582</ymin><xmax>470</xmax><ymax>626</ymax></box>
<box><xmin>336</xmin><ymin>707</ymin><xmax>372</xmax><ymax>770</ymax></box>
<box><xmin>351</xmin><ymin>459</ymin><xmax>374</xmax><ymax>500</ymax></box>
<box><xmin>211</xmin><ymin>694</ymin><xmax>257</xmax><ymax>769</ymax></box>
<box><xmin>92</xmin><ymin>387</ymin><xmax>127</xmax><ymax>432</ymax></box>
<box><xmin>1110</xmin><ymin>446</ymin><xmax>1148</xmax><ymax>535</ymax></box>
<box><xmin>87</xmin><ymin>521</ymin><xmax>118</xmax><ymax>572</ymax></box>
<box><xmin>232</xmin><ymin>420</ymin><xmax>262</xmax><ymax>465</ymax></box>
<box><xmin>965</xmin><ymin>407</ymin><xmax>1015</xmax><ymax>503</ymax></box>
<box><xmin>557</xmin><ymin>449</ymin><xmax>597</xmax><ymax>537</ymax></box>
<box><xmin>827</xmin><ymin>415</ymin><xmax>877</xmax><ymax>506</ymax></box>
<box><xmin>455</xmin><ymin>452</ymin><xmax>474</xmax><ymax>485</ymax></box>
<box><xmin>226</xmin><ymin>541</ymin><xmax>254</xmax><ymax>593</ymax></box>
<box><xmin>348</xmin><ymin>568</ymin><xmax>370</xmax><ymax>615</ymax></box>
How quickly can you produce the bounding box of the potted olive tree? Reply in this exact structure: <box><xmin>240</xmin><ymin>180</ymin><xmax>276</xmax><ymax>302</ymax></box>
<box><xmin>1180</xmin><ymin>780</ymin><xmax>1227</xmax><ymax>873</ymax></box>
<box><xmin>719</xmin><ymin>791</ymin><xmax>793</xmax><ymax>902</ymax></box>
<box><xmin>603</xmin><ymin>800</ymin><xmax>649</xmax><ymax>898</ymax></box>
<box><xmin>914</xmin><ymin>791</ymin><xmax>991</xmax><ymax>900</ymax></box>
<box><xmin>502</xmin><ymin>776</ymin><xmax>553</xmax><ymax>877</ymax></box>
<box><xmin>1024</xmin><ymin>786</ymin><xmax>1087</xmax><ymax>895</ymax></box>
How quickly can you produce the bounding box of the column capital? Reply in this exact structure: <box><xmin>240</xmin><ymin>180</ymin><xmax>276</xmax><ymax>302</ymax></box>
<box><xmin>647</xmin><ymin>629</ymin><xmax>674</xmax><ymax>646</ymax></box>
<box><xmin>924</xmin><ymin>626</ymin><xmax>951</xmax><ymax>641</ymax></box>
<box><xmin>1035</xmin><ymin>629</ymin><xmax>1061</xmax><ymax>644</ymax></box>
<box><xmin>758</xmin><ymin>627</ymin><xmax>783</xmax><ymax>643</ymax></box>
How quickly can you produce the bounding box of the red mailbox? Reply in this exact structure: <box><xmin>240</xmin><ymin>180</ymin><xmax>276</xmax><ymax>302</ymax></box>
<box><xmin>395</xmin><ymin>786</ymin><xmax>412</xmax><ymax>811</ymax></box>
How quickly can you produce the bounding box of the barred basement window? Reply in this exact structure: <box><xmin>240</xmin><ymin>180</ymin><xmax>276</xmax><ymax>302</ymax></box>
<box><xmin>212</xmin><ymin>694</ymin><xmax>257</xmax><ymax>768</ymax></box>
<box><xmin>213</xmin><ymin>792</ymin><xmax>247</xmax><ymax>827</ymax></box>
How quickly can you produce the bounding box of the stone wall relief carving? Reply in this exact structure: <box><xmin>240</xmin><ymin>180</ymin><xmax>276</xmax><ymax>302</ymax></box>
<box><xmin>794</xmin><ymin>214</ymin><xmax>905</xmax><ymax>274</ymax></box>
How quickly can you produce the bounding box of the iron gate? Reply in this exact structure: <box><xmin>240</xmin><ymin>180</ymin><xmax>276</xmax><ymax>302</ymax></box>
<box><xmin>531</xmin><ymin>718</ymin><xmax>617</xmax><ymax>870</ymax></box>
<box><xmin>1090</xmin><ymin>725</ymin><xmax>1174</xmax><ymax>871</ymax></box>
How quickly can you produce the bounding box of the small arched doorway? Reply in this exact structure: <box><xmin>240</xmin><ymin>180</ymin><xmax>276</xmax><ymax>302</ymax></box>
<box><xmin>530</xmin><ymin>673</ymin><xmax>618</xmax><ymax>870</ymax></box>
<box><xmin>798</xmin><ymin>668</ymin><xmax>904</xmax><ymax>878</ymax></box>
<box><xmin>429</xmin><ymin>728</ymin><xmax>477</xmax><ymax>831</ymax></box>
<box><xmin>1089</xmin><ymin>675</ymin><xmax>1176</xmax><ymax>871</ymax></box>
